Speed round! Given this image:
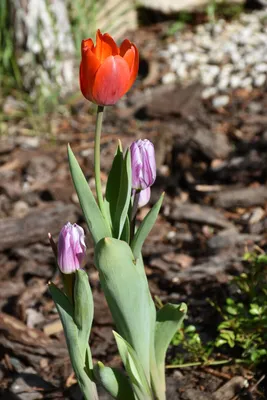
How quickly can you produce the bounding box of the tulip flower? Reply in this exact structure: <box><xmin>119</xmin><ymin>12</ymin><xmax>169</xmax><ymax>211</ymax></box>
<box><xmin>80</xmin><ymin>30</ymin><xmax>139</xmax><ymax>106</ymax></box>
<box><xmin>57</xmin><ymin>222</ymin><xmax>86</xmax><ymax>274</ymax></box>
<box><xmin>130</xmin><ymin>139</ymin><xmax>156</xmax><ymax>190</ymax></box>
<box><xmin>138</xmin><ymin>187</ymin><xmax>151</xmax><ymax>208</ymax></box>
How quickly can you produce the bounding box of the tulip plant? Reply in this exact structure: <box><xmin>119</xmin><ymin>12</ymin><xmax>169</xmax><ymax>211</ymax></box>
<box><xmin>49</xmin><ymin>30</ymin><xmax>187</xmax><ymax>400</ymax></box>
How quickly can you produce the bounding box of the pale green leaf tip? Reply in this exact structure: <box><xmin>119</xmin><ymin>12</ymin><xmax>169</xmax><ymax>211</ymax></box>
<box><xmin>97</xmin><ymin>361</ymin><xmax>105</xmax><ymax>369</ymax></box>
<box><xmin>117</xmin><ymin>139</ymin><xmax>122</xmax><ymax>151</ymax></box>
<box><xmin>112</xmin><ymin>330</ymin><xmax>120</xmax><ymax>339</ymax></box>
<box><xmin>104</xmin><ymin>237</ymin><xmax>112</xmax><ymax>245</ymax></box>
<box><xmin>179</xmin><ymin>303</ymin><xmax>187</xmax><ymax>313</ymax></box>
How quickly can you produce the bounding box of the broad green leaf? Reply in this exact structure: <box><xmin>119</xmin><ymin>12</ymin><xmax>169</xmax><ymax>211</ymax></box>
<box><xmin>105</xmin><ymin>141</ymin><xmax>123</xmax><ymax>232</ymax></box>
<box><xmin>113</xmin><ymin>332</ymin><xmax>153</xmax><ymax>399</ymax></box>
<box><xmin>73</xmin><ymin>269</ymin><xmax>94</xmax><ymax>359</ymax></box>
<box><xmin>68</xmin><ymin>144</ymin><xmax>111</xmax><ymax>244</ymax></box>
<box><xmin>94</xmin><ymin>238</ymin><xmax>152</xmax><ymax>383</ymax></box>
<box><xmin>131</xmin><ymin>193</ymin><xmax>164</xmax><ymax>259</ymax></box>
<box><xmin>94</xmin><ymin>361</ymin><xmax>135</xmax><ymax>400</ymax></box>
<box><xmin>113</xmin><ymin>150</ymin><xmax>132</xmax><ymax>239</ymax></box>
<box><xmin>49</xmin><ymin>283</ymin><xmax>97</xmax><ymax>400</ymax></box>
<box><xmin>154</xmin><ymin>303</ymin><xmax>187</xmax><ymax>386</ymax></box>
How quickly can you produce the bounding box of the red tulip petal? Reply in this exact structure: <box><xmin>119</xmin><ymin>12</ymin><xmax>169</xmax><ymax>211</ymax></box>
<box><xmin>81</xmin><ymin>38</ymin><xmax>94</xmax><ymax>52</ymax></box>
<box><xmin>120</xmin><ymin>39</ymin><xmax>132</xmax><ymax>57</ymax></box>
<box><xmin>80</xmin><ymin>47</ymin><xmax>101</xmax><ymax>101</ymax></box>
<box><xmin>93</xmin><ymin>29</ymin><xmax>119</xmax><ymax>63</ymax></box>
<box><xmin>92</xmin><ymin>55</ymin><xmax>130</xmax><ymax>105</ymax></box>
<box><xmin>121</xmin><ymin>43</ymin><xmax>139</xmax><ymax>91</ymax></box>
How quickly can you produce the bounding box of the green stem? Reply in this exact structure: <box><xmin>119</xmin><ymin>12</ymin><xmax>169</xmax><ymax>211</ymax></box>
<box><xmin>166</xmin><ymin>359</ymin><xmax>231</xmax><ymax>369</ymax></box>
<box><xmin>94</xmin><ymin>105</ymin><xmax>105</xmax><ymax>212</ymax></box>
<box><xmin>130</xmin><ymin>190</ymin><xmax>140</xmax><ymax>242</ymax></box>
<box><xmin>62</xmin><ymin>273</ymin><xmax>75</xmax><ymax>305</ymax></box>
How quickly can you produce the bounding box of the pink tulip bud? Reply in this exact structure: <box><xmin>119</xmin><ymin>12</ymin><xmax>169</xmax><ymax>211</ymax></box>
<box><xmin>130</xmin><ymin>139</ymin><xmax>156</xmax><ymax>190</ymax></box>
<box><xmin>138</xmin><ymin>187</ymin><xmax>151</xmax><ymax>208</ymax></box>
<box><xmin>57</xmin><ymin>222</ymin><xmax>86</xmax><ymax>274</ymax></box>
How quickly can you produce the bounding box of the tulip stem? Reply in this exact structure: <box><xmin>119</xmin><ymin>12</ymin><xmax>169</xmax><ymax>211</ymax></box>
<box><xmin>94</xmin><ymin>105</ymin><xmax>105</xmax><ymax>216</ymax></box>
<box><xmin>130</xmin><ymin>190</ymin><xmax>140</xmax><ymax>242</ymax></box>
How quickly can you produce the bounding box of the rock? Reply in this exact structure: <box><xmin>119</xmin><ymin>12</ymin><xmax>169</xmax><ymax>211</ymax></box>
<box><xmin>212</xmin><ymin>95</ymin><xmax>230</xmax><ymax>108</ymax></box>
<box><xmin>254</xmin><ymin>63</ymin><xmax>267</xmax><ymax>73</ymax></box>
<box><xmin>138</xmin><ymin>0</ymin><xmax>244</xmax><ymax>13</ymax></box>
<box><xmin>254</xmin><ymin>73</ymin><xmax>266</xmax><ymax>87</ymax></box>
<box><xmin>15</xmin><ymin>137</ymin><xmax>40</xmax><ymax>149</ymax></box>
<box><xmin>240</xmin><ymin>76</ymin><xmax>253</xmax><ymax>88</ymax></box>
<box><xmin>162</xmin><ymin>9</ymin><xmax>267</xmax><ymax>94</ymax></box>
<box><xmin>162</xmin><ymin>72</ymin><xmax>177</xmax><ymax>84</ymax></box>
<box><xmin>217</xmin><ymin>77</ymin><xmax>230</xmax><ymax>91</ymax></box>
<box><xmin>248</xmin><ymin>207</ymin><xmax>265</xmax><ymax>224</ymax></box>
<box><xmin>230</xmin><ymin>74</ymin><xmax>242</xmax><ymax>89</ymax></box>
<box><xmin>12</xmin><ymin>201</ymin><xmax>29</xmax><ymax>218</ymax></box>
<box><xmin>215</xmin><ymin>185</ymin><xmax>267</xmax><ymax>209</ymax></box>
<box><xmin>201</xmin><ymin>87</ymin><xmax>218</xmax><ymax>99</ymax></box>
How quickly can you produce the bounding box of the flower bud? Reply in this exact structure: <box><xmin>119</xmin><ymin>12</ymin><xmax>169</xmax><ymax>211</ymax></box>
<box><xmin>138</xmin><ymin>187</ymin><xmax>151</xmax><ymax>208</ymax></box>
<box><xmin>57</xmin><ymin>222</ymin><xmax>86</xmax><ymax>274</ymax></box>
<box><xmin>130</xmin><ymin>139</ymin><xmax>156</xmax><ymax>190</ymax></box>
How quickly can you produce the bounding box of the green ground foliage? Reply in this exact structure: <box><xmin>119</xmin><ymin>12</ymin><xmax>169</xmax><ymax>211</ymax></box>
<box><xmin>171</xmin><ymin>249</ymin><xmax>267</xmax><ymax>367</ymax></box>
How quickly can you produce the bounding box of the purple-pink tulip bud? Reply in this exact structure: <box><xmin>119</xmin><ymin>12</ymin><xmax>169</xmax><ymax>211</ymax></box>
<box><xmin>130</xmin><ymin>139</ymin><xmax>156</xmax><ymax>190</ymax></box>
<box><xmin>57</xmin><ymin>222</ymin><xmax>86</xmax><ymax>274</ymax></box>
<box><xmin>138</xmin><ymin>187</ymin><xmax>151</xmax><ymax>208</ymax></box>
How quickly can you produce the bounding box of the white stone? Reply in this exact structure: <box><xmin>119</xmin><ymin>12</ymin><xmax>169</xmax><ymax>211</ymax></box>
<box><xmin>170</xmin><ymin>56</ymin><xmax>182</xmax><ymax>71</ymax></box>
<box><xmin>240</xmin><ymin>76</ymin><xmax>253</xmax><ymax>88</ymax></box>
<box><xmin>176</xmin><ymin>63</ymin><xmax>188</xmax><ymax>80</ymax></box>
<box><xmin>254</xmin><ymin>74</ymin><xmax>266</xmax><ymax>87</ymax></box>
<box><xmin>201</xmin><ymin>87</ymin><xmax>218</xmax><ymax>99</ymax></box>
<box><xmin>255</xmin><ymin>63</ymin><xmax>267</xmax><ymax>73</ymax></box>
<box><xmin>218</xmin><ymin>76</ymin><xmax>230</xmax><ymax>91</ymax></box>
<box><xmin>162</xmin><ymin>72</ymin><xmax>177</xmax><ymax>84</ymax></box>
<box><xmin>201</xmin><ymin>72</ymin><xmax>216</xmax><ymax>86</ymax></box>
<box><xmin>168</xmin><ymin>43</ymin><xmax>179</xmax><ymax>55</ymax></box>
<box><xmin>212</xmin><ymin>95</ymin><xmax>230</xmax><ymax>108</ymax></box>
<box><xmin>184</xmin><ymin>52</ymin><xmax>198</xmax><ymax>64</ymax></box>
<box><xmin>230</xmin><ymin>74</ymin><xmax>242</xmax><ymax>89</ymax></box>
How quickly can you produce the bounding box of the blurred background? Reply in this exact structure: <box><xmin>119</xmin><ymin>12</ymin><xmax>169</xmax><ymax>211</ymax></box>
<box><xmin>1</xmin><ymin>1</ymin><xmax>267</xmax><ymax>399</ymax></box>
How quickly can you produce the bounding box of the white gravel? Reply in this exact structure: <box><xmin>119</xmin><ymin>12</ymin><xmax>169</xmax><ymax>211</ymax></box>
<box><xmin>161</xmin><ymin>9</ymin><xmax>267</xmax><ymax>106</ymax></box>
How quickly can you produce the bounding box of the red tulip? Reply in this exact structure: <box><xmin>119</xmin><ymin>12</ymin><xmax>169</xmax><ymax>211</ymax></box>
<box><xmin>80</xmin><ymin>30</ymin><xmax>139</xmax><ymax>106</ymax></box>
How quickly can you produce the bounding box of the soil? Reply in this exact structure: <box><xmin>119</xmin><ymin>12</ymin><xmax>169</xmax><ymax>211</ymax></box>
<box><xmin>0</xmin><ymin>22</ymin><xmax>267</xmax><ymax>400</ymax></box>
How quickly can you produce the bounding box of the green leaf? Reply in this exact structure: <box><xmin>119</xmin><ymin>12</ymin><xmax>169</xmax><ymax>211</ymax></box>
<box><xmin>73</xmin><ymin>269</ymin><xmax>94</xmax><ymax>359</ymax></box>
<box><xmin>113</xmin><ymin>332</ymin><xmax>153</xmax><ymax>399</ymax></box>
<box><xmin>219</xmin><ymin>330</ymin><xmax>235</xmax><ymax>348</ymax></box>
<box><xmin>49</xmin><ymin>283</ymin><xmax>97</xmax><ymax>400</ymax></box>
<box><xmin>131</xmin><ymin>193</ymin><xmax>164</xmax><ymax>259</ymax></box>
<box><xmin>113</xmin><ymin>149</ymin><xmax>132</xmax><ymax>239</ymax></box>
<box><xmin>94</xmin><ymin>361</ymin><xmax>135</xmax><ymax>400</ymax></box>
<box><xmin>105</xmin><ymin>141</ymin><xmax>123</xmax><ymax>232</ymax></box>
<box><xmin>154</xmin><ymin>303</ymin><xmax>187</xmax><ymax>386</ymax></box>
<box><xmin>215</xmin><ymin>338</ymin><xmax>227</xmax><ymax>347</ymax></box>
<box><xmin>68</xmin><ymin>144</ymin><xmax>111</xmax><ymax>244</ymax></box>
<box><xmin>94</xmin><ymin>238</ymin><xmax>152</xmax><ymax>383</ymax></box>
